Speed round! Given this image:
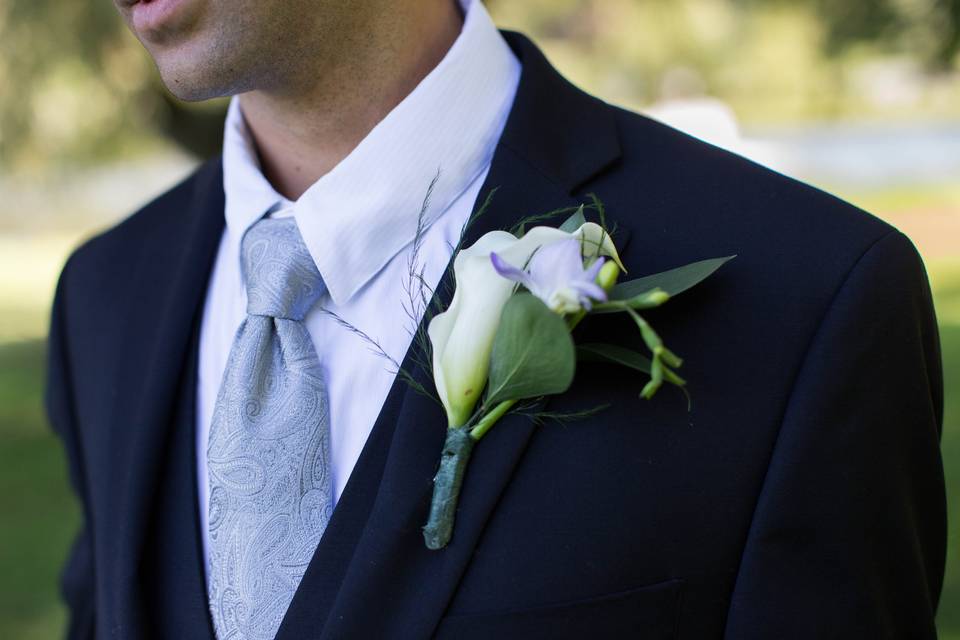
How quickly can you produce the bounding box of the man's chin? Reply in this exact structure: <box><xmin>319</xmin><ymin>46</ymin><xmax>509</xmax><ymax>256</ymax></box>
<box><xmin>154</xmin><ymin>59</ymin><xmax>233</xmax><ymax>102</ymax></box>
<box><xmin>146</xmin><ymin>35</ymin><xmax>244</xmax><ymax>102</ymax></box>
<box><xmin>161</xmin><ymin>75</ymin><xmax>230</xmax><ymax>102</ymax></box>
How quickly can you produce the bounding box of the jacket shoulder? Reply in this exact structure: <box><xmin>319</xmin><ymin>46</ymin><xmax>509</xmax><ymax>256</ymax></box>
<box><xmin>605</xmin><ymin>106</ymin><xmax>895</xmax><ymax>255</ymax></box>
<box><xmin>585</xmin><ymin>105</ymin><xmax>930</xmax><ymax>368</ymax></box>
<box><xmin>589</xmin><ymin>105</ymin><xmax>914</xmax><ymax>300</ymax></box>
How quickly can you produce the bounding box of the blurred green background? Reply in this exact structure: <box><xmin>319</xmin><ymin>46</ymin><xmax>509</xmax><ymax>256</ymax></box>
<box><xmin>1</xmin><ymin>0</ymin><xmax>958</xmax><ymax>637</ymax></box>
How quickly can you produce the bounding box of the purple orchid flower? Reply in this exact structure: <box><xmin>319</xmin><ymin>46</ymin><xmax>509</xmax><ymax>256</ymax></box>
<box><xmin>490</xmin><ymin>237</ymin><xmax>608</xmax><ymax>314</ymax></box>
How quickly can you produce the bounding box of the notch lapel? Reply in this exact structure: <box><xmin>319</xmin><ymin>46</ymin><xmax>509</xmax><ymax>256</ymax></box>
<box><xmin>101</xmin><ymin>158</ymin><xmax>226</xmax><ymax>636</ymax></box>
<box><xmin>283</xmin><ymin>32</ymin><xmax>624</xmax><ymax>639</ymax></box>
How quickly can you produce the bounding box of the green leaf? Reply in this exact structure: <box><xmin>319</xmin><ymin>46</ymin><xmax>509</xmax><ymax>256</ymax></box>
<box><xmin>610</xmin><ymin>256</ymin><xmax>735</xmax><ymax>301</ymax></box>
<box><xmin>485</xmin><ymin>294</ymin><xmax>576</xmax><ymax>407</ymax></box>
<box><xmin>558</xmin><ymin>205</ymin><xmax>586</xmax><ymax>233</ymax></box>
<box><xmin>577</xmin><ymin>343</ymin><xmax>652</xmax><ymax>374</ymax></box>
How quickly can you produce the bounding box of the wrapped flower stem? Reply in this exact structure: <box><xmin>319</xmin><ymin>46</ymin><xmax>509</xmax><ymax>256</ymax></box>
<box><xmin>423</xmin><ymin>427</ymin><xmax>476</xmax><ymax>550</ymax></box>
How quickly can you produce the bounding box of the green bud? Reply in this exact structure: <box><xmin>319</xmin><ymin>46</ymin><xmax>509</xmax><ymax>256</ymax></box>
<box><xmin>597</xmin><ymin>260</ymin><xmax>620</xmax><ymax>292</ymax></box>
<box><xmin>646</xmin><ymin>290</ymin><xmax>670</xmax><ymax>306</ymax></box>
<box><xmin>657</xmin><ymin>346</ymin><xmax>683</xmax><ymax>368</ymax></box>
<box><xmin>642</xmin><ymin>358</ymin><xmax>664</xmax><ymax>399</ymax></box>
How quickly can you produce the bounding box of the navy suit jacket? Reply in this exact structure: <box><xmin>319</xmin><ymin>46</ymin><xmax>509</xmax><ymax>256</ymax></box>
<box><xmin>47</xmin><ymin>32</ymin><xmax>945</xmax><ymax>639</ymax></box>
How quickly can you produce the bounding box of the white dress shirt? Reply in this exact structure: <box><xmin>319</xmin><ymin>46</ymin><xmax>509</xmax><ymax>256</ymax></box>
<box><xmin>195</xmin><ymin>0</ymin><xmax>521</xmax><ymax>574</ymax></box>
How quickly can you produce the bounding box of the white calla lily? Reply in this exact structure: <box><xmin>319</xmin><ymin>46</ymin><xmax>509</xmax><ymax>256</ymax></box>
<box><xmin>428</xmin><ymin>222</ymin><xmax>623</xmax><ymax>427</ymax></box>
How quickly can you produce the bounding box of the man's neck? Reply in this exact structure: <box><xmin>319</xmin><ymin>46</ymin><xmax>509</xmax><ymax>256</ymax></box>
<box><xmin>237</xmin><ymin>1</ymin><xmax>463</xmax><ymax>201</ymax></box>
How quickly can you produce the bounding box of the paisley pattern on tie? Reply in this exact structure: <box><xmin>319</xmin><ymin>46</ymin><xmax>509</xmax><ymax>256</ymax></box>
<box><xmin>207</xmin><ymin>217</ymin><xmax>332</xmax><ymax>640</ymax></box>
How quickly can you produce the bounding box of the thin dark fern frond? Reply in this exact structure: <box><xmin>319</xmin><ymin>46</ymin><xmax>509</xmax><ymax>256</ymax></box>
<box><xmin>586</xmin><ymin>192</ymin><xmax>612</xmax><ymax>259</ymax></box>
<box><xmin>516</xmin><ymin>403</ymin><xmax>612</xmax><ymax>426</ymax></box>
<box><xmin>456</xmin><ymin>185</ymin><xmax>498</xmax><ymax>252</ymax></box>
<box><xmin>402</xmin><ymin>170</ymin><xmax>441</xmax><ymax>332</ymax></box>
<box><xmin>587</xmin><ymin>193</ymin><xmax>607</xmax><ymax>230</ymax></box>
<box><xmin>397</xmin><ymin>173</ymin><xmax>450</xmax><ymax>400</ymax></box>
<box><xmin>509</xmin><ymin>204</ymin><xmax>584</xmax><ymax>236</ymax></box>
<box><xmin>318</xmin><ymin>308</ymin><xmax>402</xmax><ymax>372</ymax></box>
<box><xmin>396</xmin><ymin>368</ymin><xmax>442</xmax><ymax>406</ymax></box>
<box><xmin>319</xmin><ymin>307</ymin><xmax>441</xmax><ymax>405</ymax></box>
<box><xmin>415</xmin><ymin>265</ymin><xmax>433</xmax><ymax>316</ymax></box>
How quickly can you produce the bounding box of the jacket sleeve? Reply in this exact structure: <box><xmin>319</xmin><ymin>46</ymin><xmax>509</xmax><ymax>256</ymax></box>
<box><xmin>723</xmin><ymin>230</ymin><xmax>946</xmax><ymax>638</ymax></box>
<box><xmin>46</xmin><ymin>257</ymin><xmax>96</xmax><ymax>640</ymax></box>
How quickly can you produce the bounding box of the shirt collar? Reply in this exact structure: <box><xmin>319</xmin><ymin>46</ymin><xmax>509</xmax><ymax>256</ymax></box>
<box><xmin>221</xmin><ymin>0</ymin><xmax>520</xmax><ymax>305</ymax></box>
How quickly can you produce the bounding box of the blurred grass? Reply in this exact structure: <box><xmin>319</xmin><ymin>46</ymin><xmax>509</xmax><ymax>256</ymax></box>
<box><xmin>0</xmin><ymin>190</ymin><xmax>956</xmax><ymax>637</ymax></box>
<box><xmin>932</xmin><ymin>256</ymin><xmax>960</xmax><ymax>637</ymax></box>
<box><xmin>0</xmin><ymin>232</ymin><xmax>83</xmax><ymax>637</ymax></box>
<box><xmin>0</xmin><ymin>339</ymin><xmax>75</xmax><ymax>639</ymax></box>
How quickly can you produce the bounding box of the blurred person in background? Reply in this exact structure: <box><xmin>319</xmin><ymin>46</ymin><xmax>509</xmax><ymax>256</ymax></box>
<box><xmin>45</xmin><ymin>0</ymin><xmax>945</xmax><ymax>638</ymax></box>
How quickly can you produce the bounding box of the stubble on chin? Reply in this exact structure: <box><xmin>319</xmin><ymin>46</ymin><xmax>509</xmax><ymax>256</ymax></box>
<box><xmin>143</xmin><ymin>0</ymin><xmax>375</xmax><ymax>103</ymax></box>
<box><xmin>153</xmin><ymin>36</ymin><xmax>251</xmax><ymax>102</ymax></box>
<box><xmin>139</xmin><ymin>3</ymin><xmax>263</xmax><ymax>101</ymax></box>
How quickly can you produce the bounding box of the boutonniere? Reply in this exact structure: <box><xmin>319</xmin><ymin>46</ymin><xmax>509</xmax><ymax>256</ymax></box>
<box><xmin>418</xmin><ymin>196</ymin><xmax>733</xmax><ymax>550</ymax></box>
<box><xmin>323</xmin><ymin>188</ymin><xmax>731</xmax><ymax>550</ymax></box>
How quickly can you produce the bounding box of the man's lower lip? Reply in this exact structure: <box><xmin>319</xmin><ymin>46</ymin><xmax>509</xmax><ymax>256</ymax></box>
<box><xmin>131</xmin><ymin>0</ymin><xmax>188</xmax><ymax>34</ymax></box>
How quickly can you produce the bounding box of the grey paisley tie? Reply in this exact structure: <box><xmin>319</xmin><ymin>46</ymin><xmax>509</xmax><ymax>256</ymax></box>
<box><xmin>207</xmin><ymin>216</ymin><xmax>333</xmax><ymax>640</ymax></box>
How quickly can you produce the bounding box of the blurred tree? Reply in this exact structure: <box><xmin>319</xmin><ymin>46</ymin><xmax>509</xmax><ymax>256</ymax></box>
<box><xmin>1</xmin><ymin>0</ymin><xmax>957</xmax><ymax>173</ymax></box>
<box><xmin>946</xmin><ymin>0</ymin><xmax>960</xmax><ymax>65</ymax></box>
<box><xmin>755</xmin><ymin>0</ymin><xmax>960</xmax><ymax>68</ymax></box>
<box><xmin>0</xmin><ymin>0</ymin><xmax>226</xmax><ymax>171</ymax></box>
<box><xmin>1</xmin><ymin>0</ymin><xmax>146</xmax><ymax>168</ymax></box>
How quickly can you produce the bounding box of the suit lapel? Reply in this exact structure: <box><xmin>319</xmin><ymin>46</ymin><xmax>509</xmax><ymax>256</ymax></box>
<box><xmin>102</xmin><ymin>158</ymin><xmax>226</xmax><ymax>636</ymax></box>
<box><xmin>281</xmin><ymin>32</ymin><xmax>623</xmax><ymax>640</ymax></box>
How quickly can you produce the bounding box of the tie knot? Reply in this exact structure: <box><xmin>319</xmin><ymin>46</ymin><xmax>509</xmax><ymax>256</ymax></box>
<box><xmin>241</xmin><ymin>217</ymin><xmax>325</xmax><ymax>320</ymax></box>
